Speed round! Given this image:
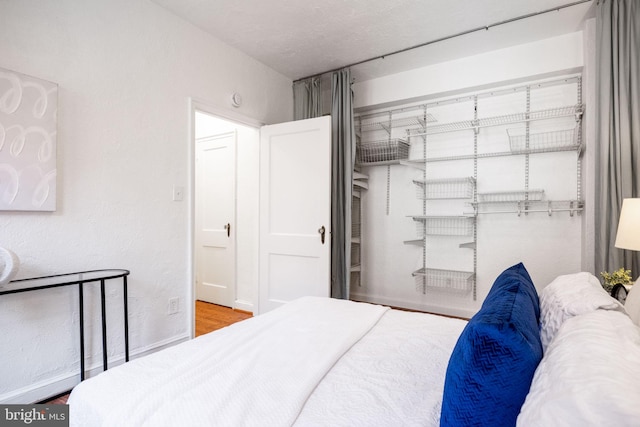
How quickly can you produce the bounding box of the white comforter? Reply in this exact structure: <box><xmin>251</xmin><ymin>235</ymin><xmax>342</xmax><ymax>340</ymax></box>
<box><xmin>69</xmin><ymin>297</ymin><xmax>466</xmax><ymax>427</ymax></box>
<box><xmin>295</xmin><ymin>308</ymin><xmax>467</xmax><ymax>426</ymax></box>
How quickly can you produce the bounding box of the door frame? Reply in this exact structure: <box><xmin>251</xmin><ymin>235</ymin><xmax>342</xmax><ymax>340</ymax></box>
<box><xmin>187</xmin><ymin>97</ymin><xmax>264</xmax><ymax>338</ymax></box>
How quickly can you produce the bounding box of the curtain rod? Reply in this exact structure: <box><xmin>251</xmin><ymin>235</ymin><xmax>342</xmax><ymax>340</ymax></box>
<box><xmin>293</xmin><ymin>0</ymin><xmax>593</xmax><ymax>83</ymax></box>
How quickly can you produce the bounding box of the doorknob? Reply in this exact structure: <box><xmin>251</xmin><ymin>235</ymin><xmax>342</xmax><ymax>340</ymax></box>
<box><xmin>224</xmin><ymin>223</ymin><xmax>231</xmax><ymax>237</ymax></box>
<box><xmin>318</xmin><ymin>226</ymin><xmax>326</xmax><ymax>244</ymax></box>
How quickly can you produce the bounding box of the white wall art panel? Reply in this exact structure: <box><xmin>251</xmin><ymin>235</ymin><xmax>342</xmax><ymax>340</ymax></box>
<box><xmin>0</xmin><ymin>67</ymin><xmax>57</xmax><ymax>211</ymax></box>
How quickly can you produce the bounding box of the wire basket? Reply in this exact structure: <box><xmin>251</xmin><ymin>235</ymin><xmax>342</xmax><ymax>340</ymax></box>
<box><xmin>358</xmin><ymin>113</ymin><xmax>437</xmax><ymax>133</ymax></box>
<box><xmin>413</xmin><ymin>268</ymin><xmax>474</xmax><ymax>294</ymax></box>
<box><xmin>414</xmin><ymin>177</ymin><xmax>475</xmax><ymax>200</ymax></box>
<box><xmin>477</xmin><ymin>189</ymin><xmax>544</xmax><ymax>203</ymax></box>
<box><xmin>507</xmin><ymin>127</ymin><xmax>578</xmax><ymax>152</ymax></box>
<box><xmin>413</xmin><ymin>216</ymin><xmax>474</xmax><ymax>237</ymax></box>
<box><xmin>357</xmin><ymin>139</ymin><xmax>410</xmax><ymax>164</ymax></box>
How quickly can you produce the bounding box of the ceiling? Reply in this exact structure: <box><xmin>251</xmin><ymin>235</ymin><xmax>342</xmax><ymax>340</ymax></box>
<box><xmin>150</xmin><ymin>0</ymin><xmax>595</xmax><ymax>82</ymax></box>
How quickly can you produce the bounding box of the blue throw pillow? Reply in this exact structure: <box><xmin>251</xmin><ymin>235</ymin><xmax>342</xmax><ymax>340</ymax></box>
<box><xmin>440</xmin><ymin>263</ymin><xmax>543</xmax><ymax>427</ymax></box>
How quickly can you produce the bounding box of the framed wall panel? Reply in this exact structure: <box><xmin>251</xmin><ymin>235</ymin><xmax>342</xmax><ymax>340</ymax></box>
<box><xmin>0</xmin><ymin>67</ymin><xmax>58</xmax><ymax>211</ymax></box>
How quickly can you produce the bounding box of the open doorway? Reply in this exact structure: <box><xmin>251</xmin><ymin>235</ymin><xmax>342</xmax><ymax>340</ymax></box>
<box><xmin>191</xmin><ymin>103</ymin><xmax>261</xmax><ymax>336</ymax></box>
<box><xmin>189</xmin><ymin>101</ymin><xmax>333</xmax><ymax>336</ymax></box>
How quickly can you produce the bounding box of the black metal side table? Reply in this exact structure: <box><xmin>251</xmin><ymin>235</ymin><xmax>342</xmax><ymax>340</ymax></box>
<box><xmin>0</xmin><ymin>269</ymin><xmax>130</xmax><ymax>381</ymax></box>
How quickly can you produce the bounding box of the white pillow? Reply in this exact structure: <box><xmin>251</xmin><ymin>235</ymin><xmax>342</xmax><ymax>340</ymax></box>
<box><xmin>539</xmin><ymin>272</ymin><xmax>624</xmax><ymax>351</ymax></box>
<box><xmin>518</xmin><ymin>310</ymin><xmax>640</xmax><ymax>426</ymax></box>
<box><xmin>624</xmin><ymin>282</ymin><xmax>640</xmax><ymax>326</ymax></box>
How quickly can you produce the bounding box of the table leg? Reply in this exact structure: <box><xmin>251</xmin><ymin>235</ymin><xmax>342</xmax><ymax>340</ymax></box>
<box><xmin>79</xmin><ymin>283</ymin><xmax>85</xmax><ymax>381</ymax></box>
<box><xmin>123</xmin><ymin>276</ymin><xmax>129</xmax><ymax>362</ymax></box>
<box><xmin>100</xmin><ymin>279</ymin><xmax>108</xmax><ymax>371</ymax></box>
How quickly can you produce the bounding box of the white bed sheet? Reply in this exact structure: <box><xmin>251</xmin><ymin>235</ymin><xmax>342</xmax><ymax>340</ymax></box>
<box><xmin>69</xmin><ymin>298</ymin><xmax>466</xmax><ymax>427</ymax></box>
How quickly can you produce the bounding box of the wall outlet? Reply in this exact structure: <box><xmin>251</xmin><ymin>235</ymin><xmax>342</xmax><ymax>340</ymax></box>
<box><xmin>168</xmin><ymin>297</ymin><xmax>179</xmax><ymax>315</ymax></box>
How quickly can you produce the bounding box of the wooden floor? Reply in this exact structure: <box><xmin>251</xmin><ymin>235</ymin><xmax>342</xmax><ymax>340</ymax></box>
<box><xmin>195</xmin><ymin>300</ymin><xmax>252</xmax><ymax>336</ymax></box>
<box><xmin>42</xmin><ymin>301</ymin><xmax>252</xmax><ymax>405</ymax></box>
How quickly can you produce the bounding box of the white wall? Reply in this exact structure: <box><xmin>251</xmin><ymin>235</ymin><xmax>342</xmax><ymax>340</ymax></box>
<box><xmin>353</xmin><ymin>31</ymin><xmax>584</xmax><ymax>109</ymax></box>
<box><xmin>0</xmin><ymin>0</ymin><xmax>291</xmax><ymax>403</ymax></box>
<box><xmin>352</xmin><ymin>32</ymin><xmax>589</xmax><ymax>318</ymax></box>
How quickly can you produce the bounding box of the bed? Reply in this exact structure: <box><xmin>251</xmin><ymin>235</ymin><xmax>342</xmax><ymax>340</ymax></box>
<box><xmin>68</xmin><ymin>263</ymin><xmax>640</xmax><ymax>426</ymax></box>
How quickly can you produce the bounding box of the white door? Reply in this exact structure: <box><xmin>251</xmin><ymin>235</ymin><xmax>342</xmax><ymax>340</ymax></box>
<box><xmin>195</xmin><ymin>131</ymin><xmax>236</xmax><ymax>307</ymax></box>
<box><xmin>259</xmin><ymin>116</ymin><xmax>332</xmax><ymax>314</ymax></box>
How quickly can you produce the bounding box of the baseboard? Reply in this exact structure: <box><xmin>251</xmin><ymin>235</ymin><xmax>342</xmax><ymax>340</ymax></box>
<box><xmin>233</xmin><ymin>299</ymin><xmax>253</xmax><ymax>314</ymax></box>
<box><xmin>0</xmin><ymin>333</ymin><xmax>191</xmax><ymax>404</ymax></box>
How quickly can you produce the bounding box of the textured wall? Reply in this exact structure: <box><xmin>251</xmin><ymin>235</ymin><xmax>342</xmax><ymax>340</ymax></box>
<box><xmin>0</xmin><ymin>0</ymin><xmax>291</xmax><ymax>402</ymax></box>
<box><xmin>353</xmin><ymin>32</ymin><xmax>585</xmax><ymax>110</ymax></box>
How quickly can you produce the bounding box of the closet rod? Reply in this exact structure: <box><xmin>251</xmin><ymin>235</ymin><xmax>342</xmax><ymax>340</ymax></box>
<box><xmin>293</xmin><ymin>0</ymin><xmax>593</xmax><ymax>83</ymax></box>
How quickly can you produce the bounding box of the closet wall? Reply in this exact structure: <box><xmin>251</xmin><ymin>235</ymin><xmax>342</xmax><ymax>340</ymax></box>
<box><xmin>351</xmin><ymin>30</ymin><xmax>593</xmax><ymax>318</ymax></box>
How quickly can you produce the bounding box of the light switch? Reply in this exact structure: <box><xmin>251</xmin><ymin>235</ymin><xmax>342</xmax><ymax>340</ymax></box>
<box><xmin>173</xmin><ymin>185</ymin><xmax>184</xmax><ymax>201</ymax></box>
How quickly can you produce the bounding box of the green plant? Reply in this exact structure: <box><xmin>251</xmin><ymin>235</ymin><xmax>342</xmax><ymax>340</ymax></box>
<box><xmin>600</xmin><ymin>267</ymin><xmax>632</xmax><ymax>292</ymax></box>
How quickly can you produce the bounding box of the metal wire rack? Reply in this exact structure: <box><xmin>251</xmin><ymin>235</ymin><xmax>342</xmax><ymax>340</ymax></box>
<box><xmin>480</xmin><ymin>105</ymin><xmax>581</xmax><ymax>127</ymax></box>
<box><xmin>358</xmin><ymin>113</ymin><xmax>437</xmax><ymax>133</ymax></box>
<box><xmin>473</xmin><ymin>199</ymin><xmax>584</xmax><ymax>216</ymax></box>
<box><xmin>423</xmin><ymin>104</ymin><xmax>583</xmax><ymax>136</ymax></box>
<box><xmin>507</xmin><ymin>126</ymin><xmax>579</xmax><ymax>152</ymax></box>
<box><xmin>413</xmin><ymin>177</ymin><xmax>475</xmax><ymax>200</ymax></box>
<box><xmin>412</xmin><ymin>216</ymin><xmax>474</xmax><ymax>237</ymax></box>
<box><xmin>412</xmin><ymin>268</ymin><xmax>474</xmax><ymax>294</ymax></box>
<box><xmin>477</xmin><ymin>189</ymin><xmax>544</xmax><ymax>203</ymax></box>
<box><xmin>425</xmin><ymin>120</ymin><xmax>475</xmax><ymax>135</ymax></box>
<box><xmin>357</xmin><ymin>139</ymin><xmax>410</xmax><ymax>164</ymax></box>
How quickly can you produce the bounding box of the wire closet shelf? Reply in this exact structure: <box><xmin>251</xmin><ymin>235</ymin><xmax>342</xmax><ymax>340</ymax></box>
<box><xmin>413</xmin><ymin>177</ymin><xmax>476</xmax><ymax>200</ymax></box>
<box><xmin>413</xmin><ymin>268</ymin><xmax>474</xmax><ymax>294</ymax></box>
<box><xmin>415</xmin><ymin>104</ymin><xmax>583</xmax><ymax>136</ymax></box>
<box><xmin>412</xmin><ymin>216</ymin><xmax>474</xmax><ymax>237</ymax></box>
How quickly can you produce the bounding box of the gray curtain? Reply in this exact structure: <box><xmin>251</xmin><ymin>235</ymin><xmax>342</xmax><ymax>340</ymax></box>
<box><xmin>293</xmin><ymin>77</ymin><xmax>322</xmax><ymax>120</ymax></box>
<box><xmin>595</xmin><ymin>0</ymin><xmax>640</xmax><ymax>276</ymax></box>
<box><xmin>330</xmin><ymin>69</ymin><xmax>355</xmax><ymax>299</ymax></box>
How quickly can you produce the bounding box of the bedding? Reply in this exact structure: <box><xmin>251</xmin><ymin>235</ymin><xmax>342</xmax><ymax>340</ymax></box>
<box><xmin>440</xmin><ymin>263</ymin><xmax>542</xmax><ymax>427</ymax></box>
<box><xmin>295</xmin><ymin>309</ymin><xmax>466</xmax><ymax>426</ymax></box>
<box><xmin>518</xmin><ymin>310</ymin><xmax>640</xmax><ymax>426</ymax></box>
<box><xmin>624</xmin><ymin>282</ymin><xmax>640</xmax><ymax>325</ymax></box>
<box><xmin>68</xmin><ymin>297</ymin><xmax>466</xmax><ymax>427</ymax></box>
<box><xmin>68</xmin><ymin>265</ymin><xmax>640</xmax><ymax>427</ymax></box>
<box><xmin>538</xmin><ymin>272</ymin><xmax>624</xmax><ymax>350</ymax></box>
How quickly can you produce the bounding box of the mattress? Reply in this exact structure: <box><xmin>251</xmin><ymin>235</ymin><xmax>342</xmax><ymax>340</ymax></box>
<box><xmin>68</xmin><ymin>297</ymin><xmax>466</xmax><ymax>426</ymax></box>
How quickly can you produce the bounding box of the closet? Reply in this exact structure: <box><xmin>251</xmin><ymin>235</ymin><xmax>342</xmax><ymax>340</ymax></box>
<box><xmin>352</xmin><ymin>75</ymin><xmax>584</xmax><ymax>317</ymax></box>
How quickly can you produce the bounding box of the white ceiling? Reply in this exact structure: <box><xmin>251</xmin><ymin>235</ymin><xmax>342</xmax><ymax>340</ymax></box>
<box><xmin>150</xmin><ymin>0</ymin><xmax>595</xmax><ymax>82</ymax></box>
